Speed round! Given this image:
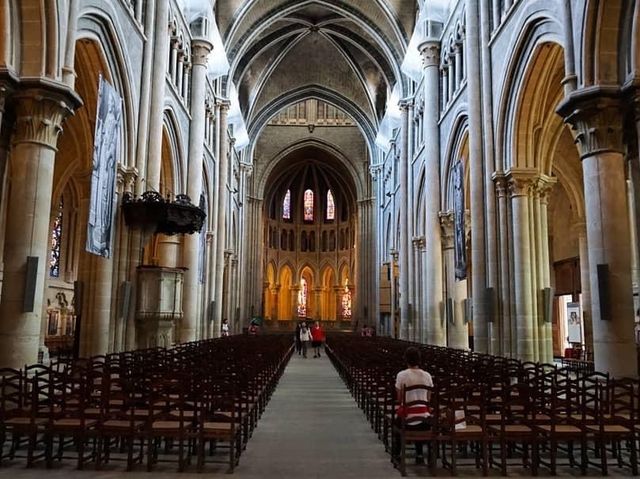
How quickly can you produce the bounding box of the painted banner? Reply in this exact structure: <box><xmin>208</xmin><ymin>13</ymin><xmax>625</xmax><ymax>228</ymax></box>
<box><xmin>86</xmin><ymin>75</ymin><xmax>122</xmax><ymax>258</ymax></box>
<box><xmin>566</xmin><ymin>302</ymin><xmax>582</xmax><ymax>344</ymax></box>
<box><xmin>453</xmin><ymin>160</ymin><xmax>467</xmax><ymax>280</ymax></box>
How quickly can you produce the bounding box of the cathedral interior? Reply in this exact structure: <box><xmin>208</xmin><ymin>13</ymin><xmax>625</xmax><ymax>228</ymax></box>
<box><xmin>1</xmin><ymin>0</ymin><xmax>640</xmax><ymax>476</ymax></box>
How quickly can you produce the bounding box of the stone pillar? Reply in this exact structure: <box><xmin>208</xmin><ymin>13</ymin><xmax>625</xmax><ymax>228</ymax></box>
<box><xmin>180</xmin><ymin>38</ymin><xmax>213</xmax><ymax>343</ymax></box>
<box><xmin>0</xmin><ymin>87</ymin><xmax>79</xmax><ymax>368</ymax></box>
<box><xmin>398</xmin><ymin>100</ymin><xmax>411</xmax><ymax>339</ymax></box>
<box><xmin>272</xmin><ymin>285</ymin><xmax>280</xmax><ymax>320</ymax></box>
<box><xmin>534</xmin><ymin>176</ymin><xmax>556</xmax><ymax>363</ymax></box>
<box><xmin>212</xmin><ymin>101</ymin><xmax>230</xmax><ymax>337</ymax></box>
<box><xmin>466</xmin><ymin>0</ymin><xmax>488</xmax><ymax>353</ymax></box>
<box><xmin>441</xmin><ymin>66</ymin><xmax>449</xmax><ymax>108</ymax></box>
<box><xmin>419</xmin><ymin>40</ymin><xmax>445</xmax><ymax>346</ymax></box>
<box><xmin>506</xmin><ymin>169</ymin><xmax>537</xmax><ymax>361</ymax></box>
<box><xmin>440</xmin><ymin>212</ymin><xmax>469</xmax><ymax>349</ymax></box>
<box><xmin>559</xmin><ymin>95</ymin><xmax>637</xmax><ymax>377</ymax></box>
<box><xmin>454</xmin><ymin>45</ymin><xmax>463</xmax><ymax>90</ymax></box>
<box><xmin>494</xmin><ymin>173</ymin><xmax>514</xmax><ymax>356</ymax></box>
<box><xmin>77</xmin><ymin>193</ymin><xmax>114</xmax><ymax>357</ymax></box>
<box><xmin>134</xmin><ymin>0</ymin><xmax>157</xmax><ymax>194</ymax></box>
<box><xmin>145</xmin><ymin>0</ymin><xmax>170</xmax><ymax>191</ymax></box>
<box><xmin>412</xmin><ymin>236</ymin><xmax>425</xmax><ymax>342</ymax></box>
<box><xmin>62</xmin><ymin>0</ymin><xmax>80</xmax><ymax>88</ymax></box>
<box><xmin>334</xmin><ymin>285</ymin><xmax>343</xmax><ymax>321</ymax></box>
<box><xmin>312</xmin><ymin>287</ymin><xmax>322</xmax><ymax>320</ymax></box>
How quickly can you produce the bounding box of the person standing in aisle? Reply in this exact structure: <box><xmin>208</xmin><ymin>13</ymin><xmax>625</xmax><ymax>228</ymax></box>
<box><xmin>299</xmin><ymin>322</ymin><xmax>312</xmax><ymax>358</ymax></box>
<box><xmin>311</xmin><ymin>321</ymin><xmax>325</xmax><ymax>358</ymax></box>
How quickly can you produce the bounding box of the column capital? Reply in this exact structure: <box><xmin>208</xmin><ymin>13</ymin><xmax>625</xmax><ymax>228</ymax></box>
<box><xmin>412</xmin><ymin>235</ymin><xmax>426</xmax><ymax>250</ymax></box>
<box><xmin>492</xmin><ymin>172</ymin><xmax>509</xmax><ymax>198</ymax></box>
<box><xmin>557</xmin><ymin>87</ymin><xmax>624</xmax><ymax>159</ymax></box>
<box><xmin>505</xmin><ymin>168</ymin><xmax>538</xmax><ymax>198</ymax></box>
<box><xmin>217</xmin><ymin>98</ymin><xmax>231</xmax><ymax>112</ymax></box>
<box><xmin>439</xmin><ymin>211</ymin><xmax>454</xmax><ymax>250</ymax></box>
<box><xmin>11</xmin><ymin>84</ymin><xmax>82</xmax><ymax>149</ymax></box>
<box><xmin>534</xmin><ymin>174</ymin><xmax>557</xmax><ymax>204</ymax></box>
<box><xmin>191</xmin><ymin>38</ymin><xmax>214</xmax><ymax>66</ymax></box>
<box><xmin>117</xmin><ymin>164</ymin><xmax>138</xmax><ymax>193</ymax></box>
<box><xmin>418</xmin><ymin>40</ymin><xmax>440</xmax><ymax>67</ymax></box>
<box><xmin>398</xmin><ymin>98</ymin><xmax>414</xmax><ymax>110</ymax></box>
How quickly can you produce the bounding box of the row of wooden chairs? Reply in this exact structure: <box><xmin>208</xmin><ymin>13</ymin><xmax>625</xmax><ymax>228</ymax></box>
<box><xmin>0</xmin><ymin>335</ymin><xmax>293</xmax><ymax>472</ymax></box>
<box><xmin>326</xmin><ymin>335</ymin><xmax>639</xmax><ymax>477</ymax></box>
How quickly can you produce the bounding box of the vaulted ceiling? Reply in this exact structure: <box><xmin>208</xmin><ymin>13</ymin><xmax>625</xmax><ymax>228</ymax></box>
<box><xmin>218</xmin><ymin>0</ymin><xmax>413</xmax><ymax>139</ymax></box>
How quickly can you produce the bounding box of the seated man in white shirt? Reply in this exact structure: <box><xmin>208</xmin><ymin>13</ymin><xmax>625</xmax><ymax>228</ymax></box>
<box><xmin>393</xmin><ymin>347</ymin><xmax>434</xmax><ymax>465</ymax></box>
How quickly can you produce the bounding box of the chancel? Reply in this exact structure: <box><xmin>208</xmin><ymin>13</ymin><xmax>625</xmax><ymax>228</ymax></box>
<box><xmin>0</xmin><ymin>0</ymin><xmax>639</xmax><ymax>476</ymax></box>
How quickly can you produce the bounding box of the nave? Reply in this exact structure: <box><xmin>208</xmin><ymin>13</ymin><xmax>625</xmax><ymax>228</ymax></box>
<box><xmin>2</xmin><ymin>334</ymin><xmax>639</xmax><ymax>478</ymax></box>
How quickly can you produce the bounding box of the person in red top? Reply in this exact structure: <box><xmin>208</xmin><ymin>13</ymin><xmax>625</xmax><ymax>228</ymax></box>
<box><xmin>310</xmin><ymin>321</ymin><xmax>325</xmax><ymax>358</ymax></box>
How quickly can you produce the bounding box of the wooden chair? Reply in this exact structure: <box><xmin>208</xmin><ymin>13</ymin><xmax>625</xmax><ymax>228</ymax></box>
<box><xmin>392</xmin><ymin>384</ymin><xmax>437</xmax><ymax>476</ymax></box>
<box><xmin>488</xmin><ymin>382</ymin><xmax>539</xmax><ymax>476</ymax></box>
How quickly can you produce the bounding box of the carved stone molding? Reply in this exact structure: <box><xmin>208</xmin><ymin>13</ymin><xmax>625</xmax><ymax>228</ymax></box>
<box><xmin>11</xmin><ymin>86</ymin><xmax>81</xmax><ymax>149</ymax></box>
<box><xmin>492</xmin><ymin>172</ymin><xmax>508</xmax><ymax>198</ymax></box>
<box><xmin>412</xmin><ymin>235</ymin><xmax>426</xmax><ymax>251</ymax></box>
<box><xmin>191</xmin><ymin>38</ymin><xmax>213</xmax><ymax>66</ymax></box>
<box><xmin>419</xmin><ymin>41</ymin><xmax>440</xmax><ymax>68</ymax></box>
<box><xmin>505</xmin><ymin>168</ymin><xmax>538</xmax><ymax>198</ymax></box>
<box><xmin>557</xmin><ymin>89</ymin><xmax>624</xmax><ymax>159</ymax></box>
<box><xmin>534</xmin><ymin>174</ymin><xmax>557</xmax><ymax>205</ymax></box>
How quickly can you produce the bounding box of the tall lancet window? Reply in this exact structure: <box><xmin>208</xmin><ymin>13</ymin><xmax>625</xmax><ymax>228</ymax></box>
<box><xmin>326</xmin><ymin>190</ymin><xmax>335</xmax><ymax>220</ymax></box>
<box><xmin>303</xmin><ymin>189</ymin><xmax>314</xmax><ymax>221</ymax></box>
<box><xmin>49</xmin><ymin>197</ymin><xmax>64</xmax><ymax>277</ymax></box>
<box><xmin>282</xmin><ymin>189</ymin><xmax>291</xmax><ymax>219</ymax></box>
<box><xmin>298</xmin><ymin>278</ymin><xmax>308</xmax><ymax>317</ymax></box>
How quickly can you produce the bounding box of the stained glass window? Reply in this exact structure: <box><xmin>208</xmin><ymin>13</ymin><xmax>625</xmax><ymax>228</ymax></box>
<box><xmin>298</xmin><ymin>278</ymin><xmax>308</xmax><ymax>317</ymax></box>
<box><xmin>283</xmin><ymin>190</ymin><xmax>291</xmax><ymax>219</ymax></box>
<box><xmin>326</xmin><ymin>190</ymin><xmax>335</xmax><ymax>220</ymax></box>
<box><xmin>342</xmin><ymin>280</ymin><xmax>352</xmax><ymax>318</ymax></box>
<box><xmin>304</xmin><ymin>189</ymin><xmax>314</xmax><ymax>221</ymax></box>
<box><xmin>49</xmin><ymin>197</ymin><xmax>63</xmax><ymax>277</ymax></box>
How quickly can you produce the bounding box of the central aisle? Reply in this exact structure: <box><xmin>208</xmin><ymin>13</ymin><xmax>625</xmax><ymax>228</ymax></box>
<box><xmin>234</xmin><ymin>349</ymin><xmax>396</xmax><ymax>478</ymax></box>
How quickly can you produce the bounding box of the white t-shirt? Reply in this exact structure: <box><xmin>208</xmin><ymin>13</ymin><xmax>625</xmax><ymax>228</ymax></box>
<box><xmin>300</xmin><ymin>328</ymin><xmax>312</xmax><ymax>341</ymax></box>
<box><xmin>395</xmin><ymin>368</ymin><xmax>434</xmax><ymax>419</ymax></box>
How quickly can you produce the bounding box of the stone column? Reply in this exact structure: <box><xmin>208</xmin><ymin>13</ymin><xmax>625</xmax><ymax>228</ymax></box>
<box><xmin>536</xmin><ymin>176</ymin><xmax>555</xmax><ymax>363</ymax></box>
<box><xmin>145</xmin><ymin>0</ymin><xmax>170</xmax><ymax>191</ymax></box>
<box><xmin>412</xmin><ymin>236</ymin><xmax>425</xmax><ymax>342</ymax></box>
<box><xmin>440</xmin><ymin>212</ymin><xmax>469</xmax><ymax>349</ymax></box>
<box><xmin>62</xmin><ymin>0</ymin><xmax>80</xmax><ymax>87</ymax></box>
<box><xmin>134</xmin><ymin>0</ymin><xmax>157</xmax><ymax>194</ymax></box>
<box><xmin>398</xmin><ymin>100</ymin><xmax>411</xmax><ymax>339</ymax></box>
<box><xmin>0</xmin><ymin>87</ymin><xmax>79</xmax><ymax>368</ymax></box>
<box><xmin>77</xmin><ymin>194</ymin><xmax>114</xmax><ymax>357</ymax></box>
<box><xmin>466</xmin><ymin>0</ymin><xmax>488</xmax><ymax>353</ymax></box>
<box><xmin>419</xmin><ymin>40</ymin><xmax>445</xmax><ymax>346</ymax></box>
<box><xmin>506</xmin><ymin>169</ymin><xmax>537</xmax><ymax>361</ymax></box>
<box><xmin>454</xmin><ymin>45</ymin><xmax>463</xmax><ymax>89</ymax></box>
<box><xmin>559</xmin><ymin>95</ymin><xmax>637</xmax><ymax>377</ymax></box>
<box><xmin>312</xmin><ymin>287</ymin><xmax>322</xmax><ymax>321</ymax></box>
<box><xmin>272</xmin><ymin>285</ymin><xmax>280</xmax><ymax>320</ymax></box>
<box><xmin>180</xmin><ymin>38</ymin><xmax>213</xmax><ymax>343</ymax></box>
<box><xmin>212</xmin><ymin>101</ymin><xmax>230</xmax><ymax>337</ymax></box>
<box><xmin>494</xmin><ymin>173</ymin><xmax>514</xmax><ymax>356</ymax></box>
<box><xmin>441</xmin><ymin>65</ymin><xmax>449</xmax><ymax>108</ymax></box>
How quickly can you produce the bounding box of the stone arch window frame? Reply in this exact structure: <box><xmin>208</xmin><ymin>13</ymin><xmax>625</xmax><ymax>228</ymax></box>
<box><xmin>282</xmin><ymin>188</ymin><xmax>292</xmax><ymax>220</ymax></box>
<box><xmin>303</xmin><ymin>188</ymin><xmax>314</xmax><ymax>222</ymax></box>
<box><xmin>326</xmin><ymin>188</ymin><xmax>336</xmax><ymax>221</ymax></box>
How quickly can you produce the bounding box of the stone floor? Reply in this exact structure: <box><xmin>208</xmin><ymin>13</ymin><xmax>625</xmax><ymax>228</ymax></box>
<box><xmin>0</xmin><ymin>350</ymin><xmax>633</xmax><ymax>478</ymax></box>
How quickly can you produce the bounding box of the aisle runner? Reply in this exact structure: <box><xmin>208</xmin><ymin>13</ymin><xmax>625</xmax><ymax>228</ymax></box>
<box><xmin>233</xmin><ymin>352</ymin><xmax>395</xmax><ymax>478</ymax></box>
